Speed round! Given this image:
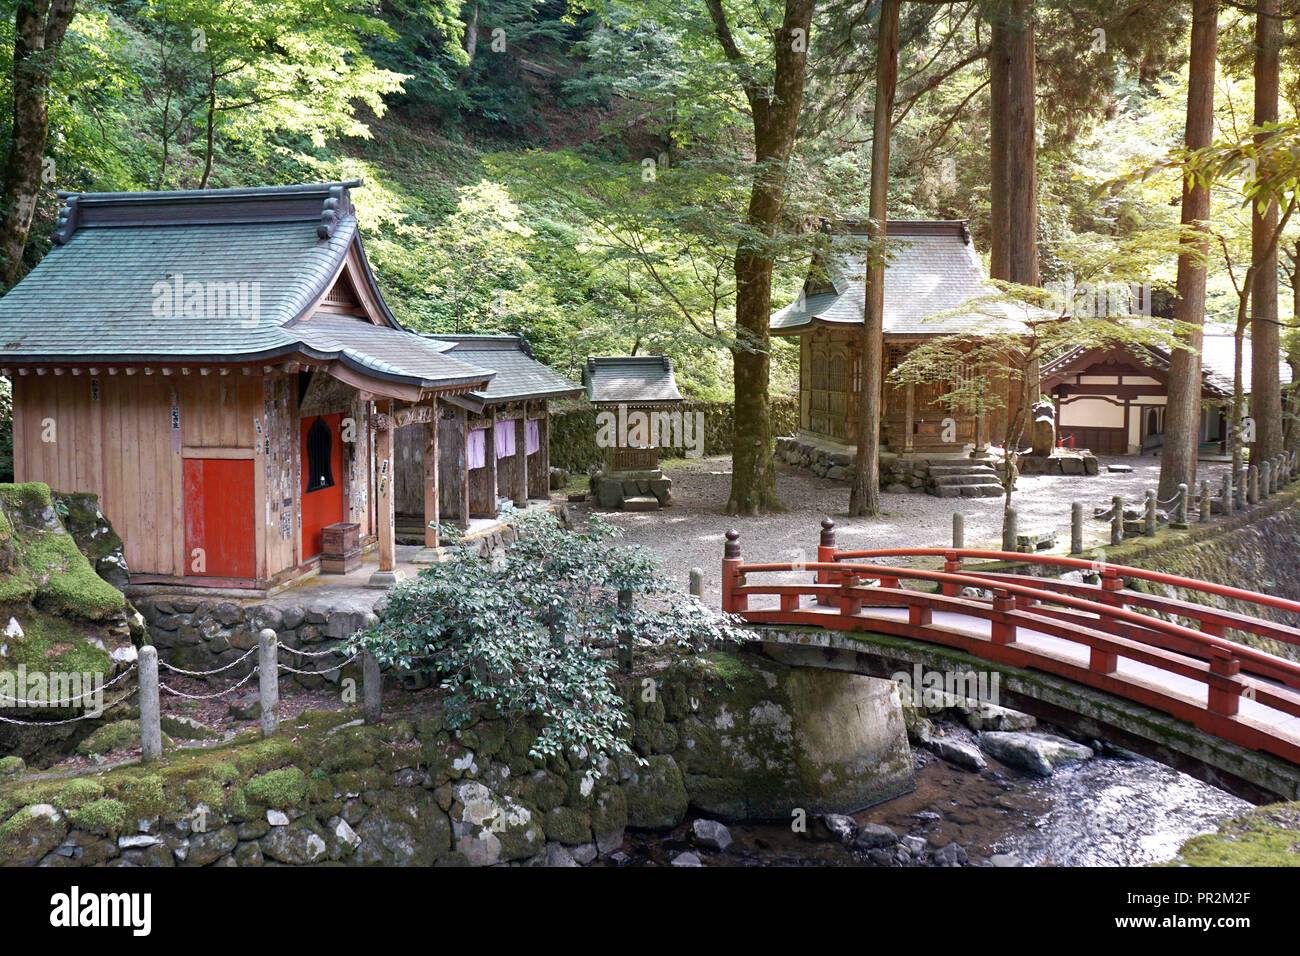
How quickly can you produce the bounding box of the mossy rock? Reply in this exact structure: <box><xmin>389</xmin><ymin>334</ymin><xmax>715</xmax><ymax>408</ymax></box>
<box><xmin>2</xmin><ymin>491</ymin><xmax>125</xmax><ymax>621</ymax></box>
<box><xmin>0</xmin><ymin>756</ymin><xmax>24</xmax><ymax>776</ymax></box>
<box><xmin>1173</xmin><ymin>802</ymin><xmax>1300</xmax><ymax>866</ymax></box>
<box><xmin>0</xmin><ymin>802</ymin><xmax>67</xmax><ymax>864</ymax></box>
<box><xmin>76</xmin><ymin>720</ymin><xmax>171</xmax><ymax>757</ymax></box>
<box><xmin>159</xmin><ymin>715</ymin><xmax>221</xmax><ymax>740</ymax></box>
<box><xmin>621</xmin><ymin>754</ymin><xmax>688</xmax><ymax>830</ymax></box>
<box><xmin>55</xmin><ymin>777</ymin><xmax>106</xmax><ymax>810</ymax></box>
<box><xmin>67</xmin><ymin>797</ymin><xmax>128</xmax><ymax>836</ymax></box>
<box><xmin>245</xmin><ymin>767</ymin><xmax>310</xmax><ymax>809</ymax></box>
<box><xmin>542</xmin><ymin>805</ymin><xmax>593</xmax><ymax>845</ymax></box>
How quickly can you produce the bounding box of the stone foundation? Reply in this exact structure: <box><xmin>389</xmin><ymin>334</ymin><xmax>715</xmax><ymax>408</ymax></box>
<box><xmin>775</xmin><ymin>436</ymin><xmax>932</xmax><ymax>492</ymax></box>
<box><xmin>590</xmin><ymin>470</ymin><xmax>673</xmax><ymax>510</ymax></box>
<box><xmin>133</xmin><ymin>596</ymin><xmax>372</xmax><ymax>691</ymax></box>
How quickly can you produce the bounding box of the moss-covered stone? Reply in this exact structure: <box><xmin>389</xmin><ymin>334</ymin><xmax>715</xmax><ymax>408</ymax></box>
<box><xmin>1173</xmin><ymin>801</ymin><xmax>1300</xmax><ymax>866</ymax></box>
<box><xmin>67</xmin><ymin>798</ymin><xmax>127</xmax><ymax>836</ymax></box>
<box><xmin>55</xmin><ymin>778</ymin><xmax>106</xmax><ymax>810</ymax></box>
<box><xmin>542</xmin><ymin>806</ymin><xmax>592</xmax><ymax>845</ymax></box>
<box><xmin>622</xmin><ymin>755</ymin><xmax>688</xmax><ymax>830</ymax></box>
<box><xmin>245</xmin><ymin>768</ymin><xmax>309</xmax><ymax>809</ymax></box>
<box><xmin>0</xmin><ymin>756</ymin><xmax>24</xmax><ymax>776</ymax></box>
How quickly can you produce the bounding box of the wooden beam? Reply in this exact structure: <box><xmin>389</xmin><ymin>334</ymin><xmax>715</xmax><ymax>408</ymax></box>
<box><xmin>539</xmin><ymin>407</ymin><xmax>551</xmax><ymax>499</ymax></box>
<box><xmin>375</xmin><ymin>399</ymin><xmax>396</xmax><ymax>573</ymax></box>
<box><xmin>513</xmin><ymin>402</ymin><xmax>528</xmax><ymax>506</ymax></box>
<box><xmin>484</xmin><ymin>407</ymin><xmax>499</xmax><ymax>519</ymax></box>
<box><xmin>425</xmin><ymin>406</ymin><xmax>440</xmax><ymax>548</ymax></box>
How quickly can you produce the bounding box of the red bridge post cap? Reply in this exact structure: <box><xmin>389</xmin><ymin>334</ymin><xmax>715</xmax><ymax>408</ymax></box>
<box><xmin>724</xmin><ymin>529</ymin><xmax>741</xmax><ymax>558</ymax></box>
<box><xmin>820</xmin><ymin>518</ymin><xmax>836</xmax><ymax>547</ymax></box>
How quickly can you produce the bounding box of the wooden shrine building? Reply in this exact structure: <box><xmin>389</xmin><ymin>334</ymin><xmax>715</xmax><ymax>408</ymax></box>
<box><xmin>1039</xmin><ymin>329</ymin><xmax>1290</xmax><ymax>455</ymax></box>
<box><xmin>584</xmin><ymin>356</ymin><xmax>683</xmax><ymax>473</ymax></box>
<box><xmin>393</xmin><ymin>334</ymin><xmax>582</xmax><ymax>534</ymax></box>
<box><xmin>770</xmin><ymin>220</ymin><xmax>1030</xmax><ymax>455</ymax></box>
<box><xmin>0</xmin><ymin>182</ymin><xmax>577</xmax><ymax>592</ymax></box>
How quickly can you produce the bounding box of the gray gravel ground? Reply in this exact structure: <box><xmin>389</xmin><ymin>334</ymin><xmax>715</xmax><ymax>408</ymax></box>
<box><xmin>573</xmin><ymin>454</ymin><xmax>1231</xmax><ymax>609</ymax></box>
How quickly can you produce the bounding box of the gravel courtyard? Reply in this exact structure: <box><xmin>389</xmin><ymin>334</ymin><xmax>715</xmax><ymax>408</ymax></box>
<box><xmin>574</xmin><ymin>454</ymin><xmax>1232</xmax><ymax>608</ymax></box>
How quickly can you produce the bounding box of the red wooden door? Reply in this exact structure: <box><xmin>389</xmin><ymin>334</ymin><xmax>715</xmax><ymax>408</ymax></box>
<box><xmin>300</xmin><ymin>413</ymin><xmax>345</xmax><ymax>559</ymax></box>
<box><xmin>183</xmin><ymin>458</ymin><xmax>256</xmax><ymax>579</ymax></box>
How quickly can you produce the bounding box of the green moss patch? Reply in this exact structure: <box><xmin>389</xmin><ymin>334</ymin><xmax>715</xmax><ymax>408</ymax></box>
<box><xmin>67</xmin><ymin>798</ymin><xmax>127</xmax><ymax>835</ymax></box>
<box><xmin>245</xmin><ymin>767</ymin><xmax>310</xmax><ymax>809</ymax></box>
<box><xmin>1174</xmin><ymin>802</ymin><xmax>1300</xmax><ymax>866</ymax></box>
<box><xmin>0</xmin><ymin>482</ymin><xmax>124</xmax><ymax>621</ymax></box>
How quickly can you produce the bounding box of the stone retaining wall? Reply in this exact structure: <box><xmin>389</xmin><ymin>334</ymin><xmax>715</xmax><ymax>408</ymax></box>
<box><xmin>775</xmin><ymin>436</ymin><xmax>930</xmax><ymax>491</ymax></box>
<box><xmin>134</xmin><ymin>596</ymin><xmax>374</xmax><ymax>690</ymax></box>
<box><xmin>0</xmin><ymin>651</ymin><xmax>913</xmax><ymax>867</ymax></box>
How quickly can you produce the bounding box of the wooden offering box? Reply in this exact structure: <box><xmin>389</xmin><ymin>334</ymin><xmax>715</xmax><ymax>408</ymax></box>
<box><xmin>321</xmin><ymin>522</ymin><xmax>362</xmax><ymax>574</ymax></box>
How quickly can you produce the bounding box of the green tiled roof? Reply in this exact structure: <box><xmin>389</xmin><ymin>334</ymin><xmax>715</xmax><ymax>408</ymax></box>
<box><xmin>421</xmin><ymin>334</ymin><xmax>583</xmax><ymax>402</ymax></box>
<box><xmin>0</xmin><ymin>183</ymin><xmax>490</xmax><ymax>392</ymax></box>
<box><xmin>583</xmin><ymin>356</ymin><xmax>683</xmax><ymax>404</ymax></box>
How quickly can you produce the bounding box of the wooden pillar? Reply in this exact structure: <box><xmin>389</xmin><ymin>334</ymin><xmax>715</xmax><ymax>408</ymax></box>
<box><xmin>367</xmin><ymin>400</ymin><xmax>405</xmax><ymax>587</ymax></box>
<box><xmin>376</xmin><ymin>401</ymin><xmax>395</xmax><ymax>572</ymax></box>
<box><xmin>540</xmin><ymin>406</ymin><xmax>551</xmax><ymax>499</ymax></box>
<box><xmin>485</xmin><ymin>407</ymin><xmax>499</xmax><ymax>518</ymax></box>
<box><xmin>424</xmin><ymin>402</ymin><xmax>439</xmax><ymax>548</ymax></box>
<box><xmin>513</xmin><ymin>403</ymin><xmax>528</xmax><ymax>506</ymax></box>
<box><xmin>903</xmin><ymin>382</ymin><xmax>915</xmax><ymax>453</ymax></box>
<box><xmin>456</xmin><ymin>408</ymin><xmax>469</xmax><ymax>528</ymax></box>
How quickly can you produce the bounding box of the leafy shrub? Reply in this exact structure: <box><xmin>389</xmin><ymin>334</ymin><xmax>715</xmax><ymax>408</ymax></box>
<box><xmin>350</xmin><ymin>510</ymin><xmax>752</xmax><ymax>765</ymax></box>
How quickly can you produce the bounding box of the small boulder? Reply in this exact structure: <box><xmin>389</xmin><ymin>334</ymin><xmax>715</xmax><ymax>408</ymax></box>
<box><xmin>852</xmin><ymin>823</ymin><xmax>897</xmax><ymax>851</ymax></box>
<box><xmin>670</xmin><ymin>851</ymin><xmax>703</xmax><ymax>867</ymax></box>
<box><xmin>813</xmin><ymin>813</ymin><xmax>857</xmax><ymax>845</ymax></box>
<box><xmin>692</xmin><ymin>818</ymin><xmax>732</xmax><ymax>851</ymax></box>
<box><xmin>928</xmin><ymin>736</ymin><xmax>987</xmax><ymax>773</ymax></box>
<box><xmin>934</xmin><ymin>842</ymin><xmax>968</xmax><ymax>866</ymax></box>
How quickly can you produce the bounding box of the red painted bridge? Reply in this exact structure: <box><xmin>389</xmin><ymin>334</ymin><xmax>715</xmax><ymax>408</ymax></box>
<box><xmin>721</xmin><ymin>519</ymin><xmax>1300</xmax><ymax>770</ymax></box>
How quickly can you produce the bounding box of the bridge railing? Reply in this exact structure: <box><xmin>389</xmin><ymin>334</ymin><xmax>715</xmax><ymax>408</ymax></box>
<box><xmin>721</xmin><ymin>520</ymin><xmax>1300</xmax><ymax>765</ymax></box>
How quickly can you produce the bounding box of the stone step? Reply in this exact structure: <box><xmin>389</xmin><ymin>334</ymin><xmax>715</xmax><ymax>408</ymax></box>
<box><xmin>928</xmin><ymin>463</ymin><xmax>998</xmax><ymax>477</ymax></box>
<box><xmin>932</xmin><ymin>473</ymin><xmax>999</xmax><ymax>486</ymax></box>
<box><xmin>933</xmin><ymin>482</ymin><xmax>1005</xmax><ymax>499</ymax></box>
<box><xmin>622</xmin><ymin>495</ymin><xmax>661</xmax><ymax>512</ymax></box>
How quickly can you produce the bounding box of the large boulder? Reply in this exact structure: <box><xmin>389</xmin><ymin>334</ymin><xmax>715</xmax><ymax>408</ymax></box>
<box><xmin>978</xmin><ymin>731</ymin><xmax>1094</xmax><ymax>776</ymax></box>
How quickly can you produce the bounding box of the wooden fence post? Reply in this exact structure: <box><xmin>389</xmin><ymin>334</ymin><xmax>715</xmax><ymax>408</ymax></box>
<box><xmin>139</xmin><ymin>645</ymin><xmax>162</xmax><ymax>763</ymax></box>
<box><xmin>1070</xmin><ymin>502</ymin><xmax>1083</xmax><ymax>555</ymax></box>
<box><xmin>258</xmin><ymin>629</ymin><xmax>278</xmax><ymax>737</ymax></box>
<box><xmin>363</xmin><ymin>650</ymin><xmax>382</xmax><ymax>725</ymax></box>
